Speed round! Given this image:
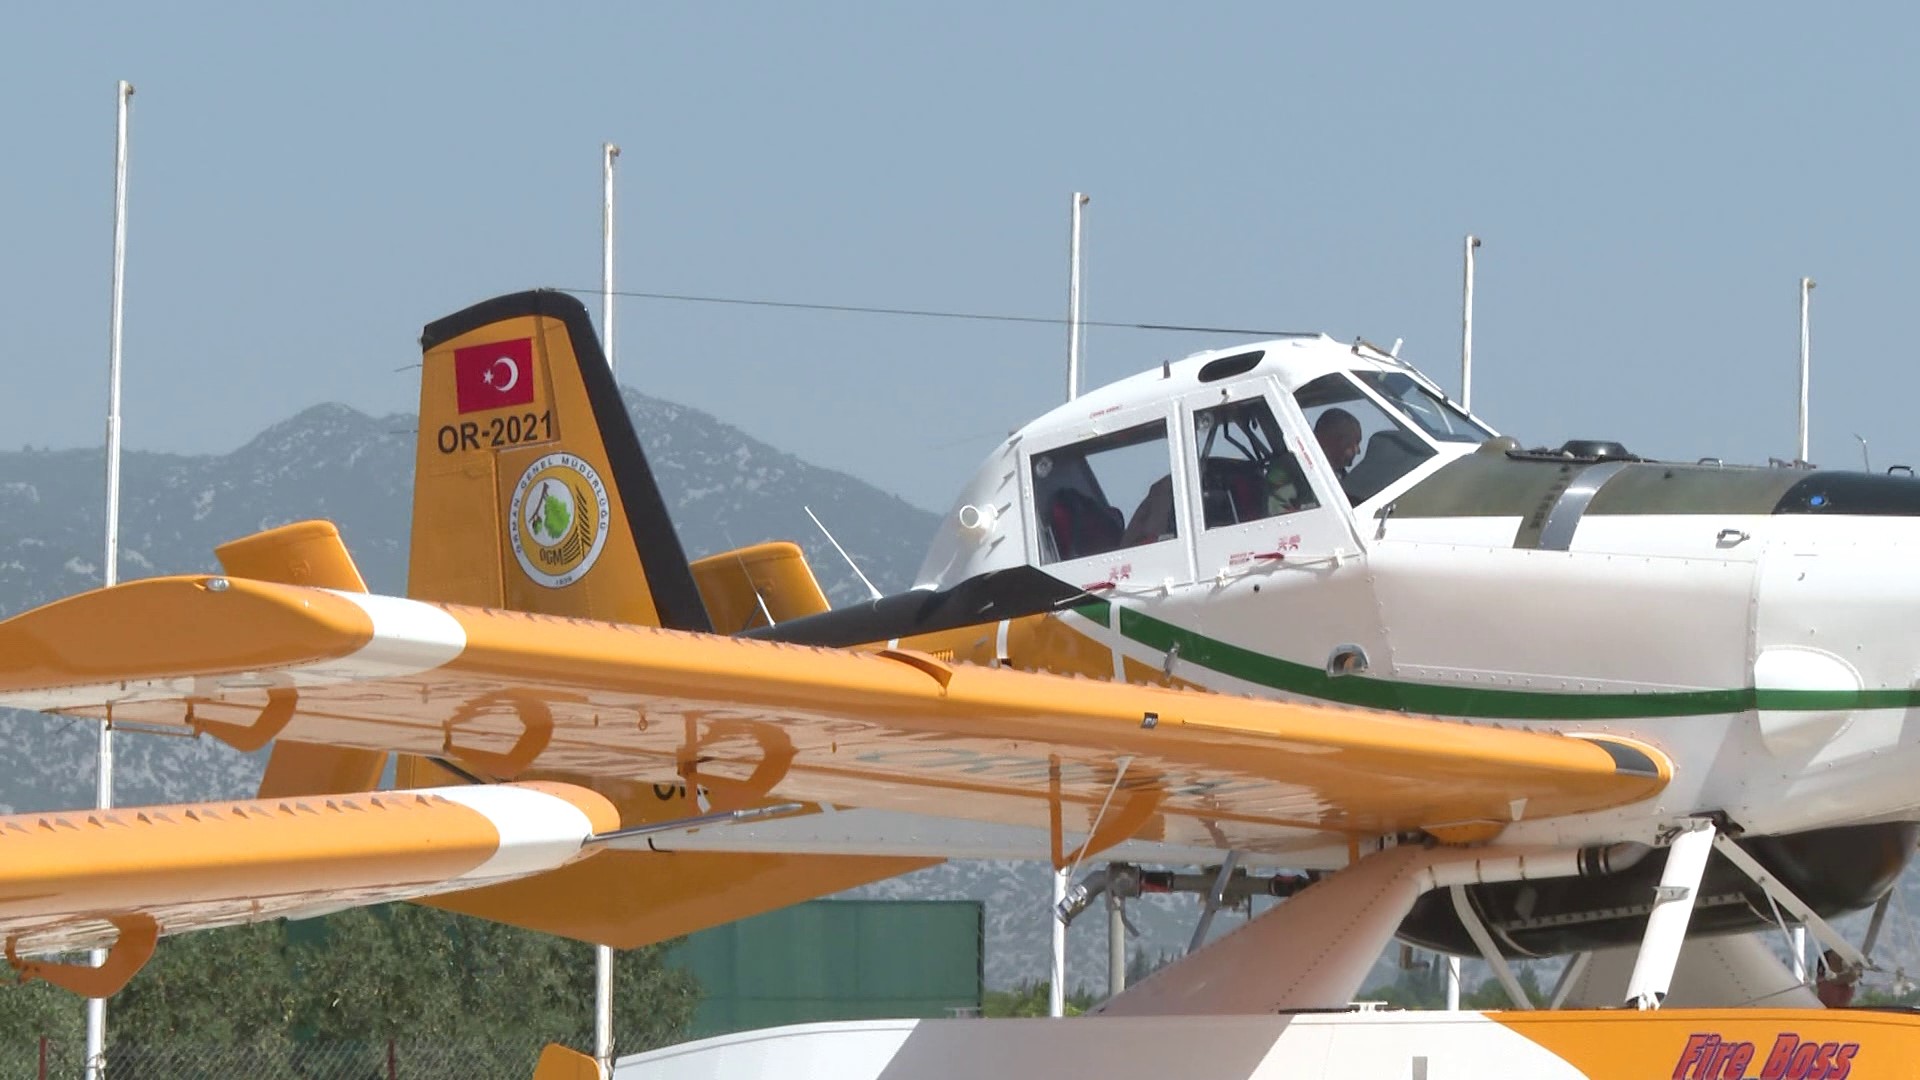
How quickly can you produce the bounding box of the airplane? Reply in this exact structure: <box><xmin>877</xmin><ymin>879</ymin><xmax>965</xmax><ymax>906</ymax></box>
<box><xmin>5</xmin><ymin>288</ymin><xmax>1920</xmax><ymax>1075</ymax></box>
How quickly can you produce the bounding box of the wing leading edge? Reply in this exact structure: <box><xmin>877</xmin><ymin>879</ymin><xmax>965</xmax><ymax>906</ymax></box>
<box><xmin>0</xmin><ymin>575</ymin><xmax>1670</xmax><ymax>858</ymax></box>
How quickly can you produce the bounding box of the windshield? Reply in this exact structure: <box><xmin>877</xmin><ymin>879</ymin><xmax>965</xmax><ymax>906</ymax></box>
<box><xmin>1295</xmin><ymin>373</ymin><xmax>1436</xmax><ymax>505</ymax></box>
<box><xmin>1353</xmin><ymin>370</ymin><xmax>1492</xmax><ymax>443</ymax></box>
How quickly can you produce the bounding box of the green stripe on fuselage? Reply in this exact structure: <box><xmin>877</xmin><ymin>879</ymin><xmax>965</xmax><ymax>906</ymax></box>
<box><xmin>1110</xmin><ymin>606</ymin><xmax>1920</xmax><ymax>720</ymax></box>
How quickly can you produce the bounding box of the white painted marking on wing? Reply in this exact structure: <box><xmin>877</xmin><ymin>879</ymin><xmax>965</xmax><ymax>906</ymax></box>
<box><xmin>430</xmin><ymin>785</ymin><xmax>597</xmax><ymax>882</ymax></box>
<box><xmin>298</xmin><ymin>591</ymin><xmax>466</xmax><ymax>682</ymax></box>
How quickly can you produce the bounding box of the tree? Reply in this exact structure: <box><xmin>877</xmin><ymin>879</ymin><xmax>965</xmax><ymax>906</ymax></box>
<box><xmin>0</xmin><ymin>903</ymin><xmax>702</xmax><ymax>1076</ymax></box>
<box><xmin>0</xmin><ymin>978</ymin><xmax>83</xmax><ymax>1074</ymax></box>
<box><xmin>982</xmin><ymin>980</ymin><xmax>1098</xmax><ymax>1017</ymax></box>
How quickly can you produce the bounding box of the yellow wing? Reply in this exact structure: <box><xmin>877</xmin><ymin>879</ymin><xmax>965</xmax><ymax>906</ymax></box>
<box><xmin>0</xmin><ymin>781</ymin><xmax>615</xmax><ymax>996</ymax></box>
<box><xmin>0</xmin><ymin>575</ymin><xmax>1668</xmax><ymax>861</ymax></box>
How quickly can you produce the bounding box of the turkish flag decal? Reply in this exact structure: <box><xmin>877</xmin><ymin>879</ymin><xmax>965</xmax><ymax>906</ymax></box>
<box><xmin>454</xmin><ymin>338</ymin><xmax>537</xmax><ymax>414</ymax></box>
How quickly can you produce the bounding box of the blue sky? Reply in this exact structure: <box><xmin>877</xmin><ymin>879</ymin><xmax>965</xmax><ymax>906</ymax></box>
<box><xmin>4</xmin><ymin>5</ymin><xmax>1914</xmax><ymax>511</ymax></box>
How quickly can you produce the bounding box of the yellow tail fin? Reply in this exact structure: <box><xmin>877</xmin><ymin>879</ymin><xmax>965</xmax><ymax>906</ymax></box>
<box><xmin>410</xmin><ymin>290</ymin><xmax>709</xmax><ymax>630</ymax></box>
<box><xmin>400</xmin><ymin>293</ymin><xmax>932</xmax><ymax>947</ymax></box>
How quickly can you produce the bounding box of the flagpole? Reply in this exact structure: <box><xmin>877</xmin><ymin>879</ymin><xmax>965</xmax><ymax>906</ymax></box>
<box><xmin>88</xmin><ymin>77</ymin><xmax>134</xmax><ymax>1080</ymax></box>
<box><xmin>1065</xmin><ymin>193</ymin><xmax>1089</xmax><ymax>401</ymax></box>
<box><xmin>595</xmin><ymin>139</ymin><xmax>620</xmax><ymax>1080</ymax></box>
<box><xmin>602</xmin><ymin>142</ymin><xmax>620</xmax><ymax>375</ymax></box>
<box><xmin>1797</xmin><ymin>276</ymin><xmax>1815</xmax><ymax>465</ymax></box>
<box><xmin>1460</xmin><ymin>235</ymin><xmax>1479</xmax><ymax>411</ymax></box>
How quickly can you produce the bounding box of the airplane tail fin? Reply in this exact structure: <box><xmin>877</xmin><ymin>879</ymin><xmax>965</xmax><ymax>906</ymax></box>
<box><xmin>398</xmin><ymin>293</ymin><xmax>931</xmax><ymax>945</ymax></box>
<box><xmin>409</xmin><ymin>289</ymin><xmax>710</xmax><ymax>630</ymax></box>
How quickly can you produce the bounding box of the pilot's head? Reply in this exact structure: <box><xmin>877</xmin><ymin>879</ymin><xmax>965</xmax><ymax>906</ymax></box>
<box><xmin>1315</xmin><ymin>409</ymin><xmax>1362</xmax><ymax>472</ymax></box>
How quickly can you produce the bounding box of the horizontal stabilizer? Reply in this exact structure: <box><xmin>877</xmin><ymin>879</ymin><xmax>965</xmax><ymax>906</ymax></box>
<box><xmin>690</xmin><ymin>541</ymin><xmax>830</xmax><ymax>633</ymax></box>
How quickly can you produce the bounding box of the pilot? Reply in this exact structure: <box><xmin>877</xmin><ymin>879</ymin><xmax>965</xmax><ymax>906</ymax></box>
<box><xmin>1314</xmin><ymin>409</ymin><xmax>1362</xmax><ymax>481</ymax></box>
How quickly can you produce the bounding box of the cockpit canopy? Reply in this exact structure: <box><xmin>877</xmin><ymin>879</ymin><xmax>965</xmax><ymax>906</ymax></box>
<box><xmin>917</xmin><ymin>336</ymin><xmax>1498</xmax><ymax>588</ymax></box>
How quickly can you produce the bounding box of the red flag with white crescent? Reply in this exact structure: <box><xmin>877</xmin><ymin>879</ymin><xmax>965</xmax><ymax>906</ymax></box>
<box><xmin>454</xmin><ymin>339</ymin><xmax>536</xmax><ymax>414</ymax></box>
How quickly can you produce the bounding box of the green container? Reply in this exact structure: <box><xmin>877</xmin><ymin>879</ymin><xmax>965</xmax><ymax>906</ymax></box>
<box><xmin>667</xmin><ymin>900</ymin><xmax>984</xmax><ymax>1037</ymax></box>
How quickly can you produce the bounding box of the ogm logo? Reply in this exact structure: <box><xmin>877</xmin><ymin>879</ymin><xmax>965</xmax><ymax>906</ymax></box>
<box><xmin>508</xmin><ymin>453</ymin><xmax>610</xmax><ymax>588</ymax></box>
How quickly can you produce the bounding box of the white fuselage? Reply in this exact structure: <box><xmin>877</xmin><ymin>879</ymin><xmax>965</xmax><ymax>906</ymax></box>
<box><xmin>913</xmin><ymin>335</ymin><xmax>1920</xmax><ymax>865</ymax></box>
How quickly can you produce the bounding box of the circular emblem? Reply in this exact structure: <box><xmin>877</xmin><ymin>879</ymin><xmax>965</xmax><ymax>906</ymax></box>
<box><xmin>508</xmin><ymin>453</ymin><xmax>611</xmax><ymax>588</ymax></box>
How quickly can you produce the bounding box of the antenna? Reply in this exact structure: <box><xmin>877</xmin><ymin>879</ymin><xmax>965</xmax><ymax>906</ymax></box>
<box><xmin>1855</xmin><ymin>433</ymin><xmax>1871</xmax><ymax>473</ymax></box>
<box><xmin>804</xmin><ymin>506</ymin><xmax>883</xmax><ymax>601</ymax></box>
<box><xmin>736</xmin><ymin>549</ymin><xmax>777</xmax><ymax>628</ymax></box>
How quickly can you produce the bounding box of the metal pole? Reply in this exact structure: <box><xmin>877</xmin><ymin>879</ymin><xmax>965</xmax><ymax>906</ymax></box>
<box><xmin>595</xmin><ymin>141</ymin><xmax>621</xmax><ymax>1080</ymax></box>
<box><xmin>1797</xmin><ymin>277</ymin><xmax>1815</xmax><ymax>464</ymax></box>
<box><xmin>594</xmin><ymin>945</ymin><xmax>615</xmax><ymax>1076</ymax></box>
<box><xmin>1050</xmin><ymin>869</ymin><xmax>1068</xmax><ymax>1016</ymax></box>
<box><xmin>1460</xmin><ymin>235</ymin><xmax>1480</xmax><ymax>411</ymax></box>
<box><xmin>602</xmin><ymin>143</ymin><xmax>620</xmax><ymax>374</ymax></box>
<box><xmin>88</xmin><ymin>77</ymin><xmax>133</xmax><ymax>1080</ymax></box>
<box><xmin>1790</xmin><ymin>924</ymin><xmax>1808</xmax><ymax>983</ymax></box>
<box><xmin>1107</xmin><ymin>887</ymin><xmax>1126</xmax><ymax>997</ymax></box>
<box><xmin>1065</xmin><ymin>193</ymin><xmax>1089</xmax><ymax>401</ymax></box>
<box><xmin>1445</xmin><ymin>955</ymin><xmax>1461</xmax><ymax>1010</ymax></box>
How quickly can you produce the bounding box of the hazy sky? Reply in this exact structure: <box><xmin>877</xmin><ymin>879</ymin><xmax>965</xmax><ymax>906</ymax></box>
<box><xmin>5</xmin><ymin>5</ymin><xmax>1915</xmax><ymax>514</ymax></box>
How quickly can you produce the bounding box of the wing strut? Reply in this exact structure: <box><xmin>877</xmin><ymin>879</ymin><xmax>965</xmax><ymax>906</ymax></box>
<box><xmin>1625</xmin><ymin>818</ymin><xmax>1717</xmax><ymax>1009</ymax></box>
<box><xmin>1710</xmin><ymin>831</ymin><xmax>1870</xmax><ymax>974</ymax></box>
<box><xmin>1187</xmin><ymin>851</ymin><xmax>1240</xmax><ymax>955</ymax></box>
<box><xmin>1450</xmin><ymin>884</ymin><xmax>1533</xmax><ymax>1009</ymax></box>
<box><xmin>7</xmin><ymin>915</ymin><xmax>158</xmax><ymax>998</ymax></box>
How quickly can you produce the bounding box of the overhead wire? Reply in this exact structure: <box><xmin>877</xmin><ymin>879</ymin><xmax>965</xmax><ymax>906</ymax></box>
<box><xmin>553</xmin><ymin>286</ymin><xmax>1304</xmax><ymax>338</ymax></box>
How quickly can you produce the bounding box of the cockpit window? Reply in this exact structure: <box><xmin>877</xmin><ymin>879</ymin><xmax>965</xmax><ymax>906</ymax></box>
<box><xmin>1193</xmin><ymin>397</ymin><xmax>1320</xmax><ymax>528</ymax></box>
<box><xmin>1295</xmin><ymin>373</ymin><xmax>1437</xmax><ymax>504</ymax></box>
<box><xmin>1031</xmin><ymin>420</ymin><xmax>1177</xmax><ymax>564</ymax></box>
<box><xmin>1352</xmin><ymin>370</ymin><xmax>1491</xmax><ymax>443</ymax></box>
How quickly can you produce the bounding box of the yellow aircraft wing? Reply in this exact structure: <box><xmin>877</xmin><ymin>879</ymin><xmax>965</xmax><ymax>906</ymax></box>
<box><xmin>0</xmin><ymin>574</ymin><xmax>1668</xmax><ymax>861</ymax></box>
<box><xmin>0</xmin><ymin>780</ymin><xmax>616</xmax><ymax>996</ymax></box>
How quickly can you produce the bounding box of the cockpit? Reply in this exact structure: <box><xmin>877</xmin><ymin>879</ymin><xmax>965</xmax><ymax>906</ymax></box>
<box><xmin>1295</xmin><ymin>368</ymin><xmax>1492</xmax><ymax>505</ymax></box>
<box><xmin>916</xmin><ymin>336</ymin><xmax>1501</xmax><ymax>589</ymax></box>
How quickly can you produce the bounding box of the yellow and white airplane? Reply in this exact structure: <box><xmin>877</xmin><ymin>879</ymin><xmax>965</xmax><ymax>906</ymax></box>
<box><xmin>5</xmin><ymin>289</ymin><xmax>1920</xmax><ymax>1075</ymax></box>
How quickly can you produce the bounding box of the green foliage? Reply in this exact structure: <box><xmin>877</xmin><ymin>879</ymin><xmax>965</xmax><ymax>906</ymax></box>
<box><xmin>1360</xmin><ymin>958</ymin><xmax>1551</xmax><ymax>1010</ymax></box>
<box><xmin>0</xmin><ymin>905</ymin><xmax>700</xmax><ymax>1070</ymax></box>
<box><xmin>113</xmin><ymin>921</ymin><xmax>300</xmax><ymax>1062</ymax></box>
<box><xmin>1124</xmin><ymin>946</ymin><xmax>1180</xmax><ymax>985</ymax></box>
<box><xmin>539</xmin><ymin>492</ymin><xmax>571</xmax><ymax>540</ymax></box>
<box><xmin>0</xmin><ymin>977</ymin><xmax>83</xmax><ymax>1074</ymax></box>
<box><xmin>982</xmin><ymin>980</ymin><xmax>1098</xmax><ymax>1018</ymax></box>
<box><xmin>1856</xmin><ymin>982</ymin><xmax>1920</xmax><ymax>1007</ymax></box>
<box><xmin>1360</xmin><ymin>960</ymin><xmax>1447</xmax><ymax>1009</ymax></box>
<box><xmin>1462</xmin><ymin>965</ymin><xmax>1548</xmax><ymax>1010</ymax></box>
